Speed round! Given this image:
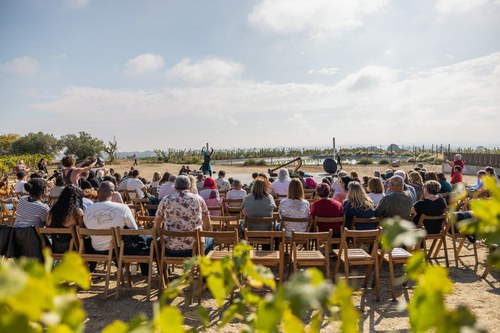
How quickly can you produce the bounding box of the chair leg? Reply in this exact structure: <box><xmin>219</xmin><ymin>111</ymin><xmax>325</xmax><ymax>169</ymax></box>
<box><xmin>452</xmin><ymin>235</ymin><xmax>459</xmax><ymax>268</ymax></box>
<box><xmin>104</xmin><ymin>260</ymin><xmax>112</xmax><ymax>300</ymax></box>
<box><xmin>343</xmin><ymin>260</ymin><xmax>349</xmax><ymax>281</ymax></box>
<box><xmin>388</xmin><ymin>260</ymin><xmax>396</xmax><ymax>302</ymax></box>
<box><xmin>443</xmin><ymin>237</ymin><xmax>449</xmax><ymax>268</ymax></box>
<box><xmin>279</xmin><ymin>261</ymin><xmax>284</xmax><ymax>285</ymax></box>
<box><xmin>146</xmin><ymin>261</ymin><xmax>153</xmax><ymax>302</ymax></box>
<box><xmin>374</xmin><ymin>259</ymin><xmax>380</xmax><ymax>302</ymax></box>
<box><xmin>363</xmin><ymin>265</ymin><xmax>373</xmax><ymax>288</ymax></box>
<box><xmin>115</xmin><ymin>258</ymin><xmax>123</xmax><ymax>300</ymax></box>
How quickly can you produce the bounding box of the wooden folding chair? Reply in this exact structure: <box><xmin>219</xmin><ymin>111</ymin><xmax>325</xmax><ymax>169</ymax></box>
<box><xmin>378</xmin><ymin>247</ymin><xmax>413</xmax><ymax>301</ymax></box>
<box><xmin>197</xmin><ymin>229</ymin><xmax>239</xmax><ymax>303</ymax></box>
<box><xmin>245</xmin><ymin>229</ymin><xmax>285</xmax><ymax>284</ymax></box>
<box><xmin>224</xmin><ymin>198</ymin><xmax>243</xmax><ymax>217</ymax></box>
<box><xmin>76</xmin><ymin>226</ymin><xmax>119</xmax><ymax>299</ymax></box>
<box><xmin>279</xmin><ymin>216</ymin><xmax>311</xmax><ymax>252</ymax></box>
<box><xmin>136</xmin><ymin>215</ymin><xmax>155</xmax><ymax>229</ymax></box>
<box><xmin>313</xmin><ymin>216</ymin><xmax>344</xmax><ymax>248</ymax></box>
<box><xmin>333</xmin><ymin>227</ymin><xmax>382</xmax><ymax>302</ymax></box>
<box><xmin>290</xmin><ymin>230</ymin><xmax>331</xmax><ymax>279</ymax></box>
<box><xmin>208</xmin><ymin>215</ymin><xmax>238</xmax><ymax>231</ymax></box>
<box><xmin>36</xmin><ymin>225</ymin><xmax>79</xmax><ymax>261</ymax></box>
<box><xmin>417</xmin><ymin>214</ymin><xmax>450</xmax><ymax>267</ymax></box>
<box><xmin>158</xmin><ymin>229</ymin><xmax>199</xmax><ymax>304</ymax></box>
<box><xmin>0</xmin><ymin>199</ymin><xmax>17</xmax><ymax>225</ymax></box>
<box><xmin>243</xmin><ymin>216</ymin><xmax>278</xmax><ymax>248</ymax></box>
<box><xmin>114</xmin><ymin>227</ymin><xmax>160</xmax><ymax>301</ymax></box>
<box><xmin>448</xmin><ymin>218</ymin><xmax>478</xmax><ymax>269</ymax></box>
<box><xmin>207</xmin><ymin>205</ymin><xmax>225</xmax><ymax>216</ymax></box>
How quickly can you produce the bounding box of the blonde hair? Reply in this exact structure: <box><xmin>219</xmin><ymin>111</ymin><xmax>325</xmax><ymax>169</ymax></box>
<box><xmin>287</xmin><ymin>179</ymin><xmax>304</xmax><ymax>200</ymax></box>
<box><xmin>408</xmin><ymin>171</ymin><xmax>423</xmax><ymax>184</ymax></box>
<box><xmin>367</xmin><ymin>177</ymin><xmax>384</xmax><ymax>194</ymax></box>
<box><xmin>346</xmin><ymin>181</ymin><xmax>374</xmax><ymax>210</ymax></box>
<box><xmin>187</xmin><ymin>175</ymin><xmax>198</xmax><ymax>194</ymax></box>
<box><xmin>152</xmin><ymin>171</ymin><xmax>161</xmax><ymax>182</ymax></box>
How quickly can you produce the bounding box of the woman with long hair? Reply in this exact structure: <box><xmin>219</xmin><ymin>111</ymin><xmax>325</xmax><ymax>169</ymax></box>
<box><xmin>60</xmin><ymin>155</ymin><xmax>97</xmax><ymax>187</ymax></box>
<box><xmin>46</xmin><ymin>185</ymin><xmax>85</xmax><ymax>253</ymax></box>
<box><xmin>272</xmin><ymin>169</ymin><xmax>291</xmax><ymax>196</ymax></box>
<box><xmin>367</xmin><ymin>177</ymin><xmax>385</xmax><ymax>207</ymax></box>
<box><xmin>279</xmin><ymin>179</ymin><xmax>310</xmax><ymax>237</ymax></box>
<box><xmin>158</xmin><ymin>172</ymin><xmax>171</xmax><ymax>186</ymax></box>
<box><xmin>343</xmin><ymin>181</ymin><xmax>375</xmax><ymax>229</ymax></box>
<box><xmin>408</xmin><ymin>171</ymin><xmax>424</xmax><ymax>201</ymax></box>
<box><xmin>242</xmin><ymin>177</ymin><xmax>276</xmax><ymax>231</ymax></box>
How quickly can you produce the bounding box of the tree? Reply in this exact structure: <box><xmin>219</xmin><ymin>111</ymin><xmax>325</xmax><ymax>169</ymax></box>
<box><xmin>10</xmin><ymin>132</ymin><xmax>60</xmax><ymax>156</ymax></box>
<box><xmin>387</xmin><ymin>143</ymin><xmax>400</xmax><ymax>152</ymax></box>
<box><xmin>0</xmin><ymin>133</ymin><xmax>20</xmax><ymax>155</ymax></box>
<box><xmin>104</xmin><ymin>136</ymin><xmax>118</xmax><ymax>162</ymax></box>
<box><xmin>60</xmin><ymin>132</ymin><xmax>105</xmax><ymax>159</ymax></box>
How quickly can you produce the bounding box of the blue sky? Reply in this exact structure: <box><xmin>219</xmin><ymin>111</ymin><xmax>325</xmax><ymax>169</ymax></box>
<box><xmin>1</xmin><ymin>0</ymin><xmax>499</xmax><ymax>151</ymax></box>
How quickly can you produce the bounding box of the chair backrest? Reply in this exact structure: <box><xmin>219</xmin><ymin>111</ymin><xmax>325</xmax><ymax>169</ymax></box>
<box><xmin>36</xmin><ymin>225</ymin><xmax>78</xmax><ymax>252</ymax></box>
<box><xmin>351</xmin><ymin>217</ymin><xmax>382</xmax><ymax>230</ymax></box>
<box><xmin>208</xmin><ymin>215</ymin><xmax>239</xmax><ymax>231</ymax></box>
<box><xmin>160</xmin><ymin>229</ymin><xmax>199</xmax><ymax>257</ymax></box>
<box><xmin>127</xmin><ymin>204</ymin><xmax>145</xmax><ymax>218</ymax></box>
<box><xmin>244</xmin><ymin>229</ymin><xmax>285</xmax><ymax>251</ymax></box>
<box><xmin>198</xmin><ymin>229</ymin><xmax>238</xmax><ymax>250</ymax></box>
<box><xmin>340</xmin><ymin>227</ymin><xmax>381</xmax><ymax>258</ymax></box>
<box><xmin>76</xmin><ymin>226</ymin><xmax>118</xmax><ymax>255</ymax></box>
<box><xmin>244</xmin><ymin>216</ymin><xmax>277</xmax><ymax>231</ymax></box>
<box><xmin>114</xmin><ymin>227</ymin><xmax>158</xmax><ymax>257</ymax></box>
<box><xmin>291</xmin><ymin>230</ymin><xmax>331</xmax><ymax>251</ymax></box>
<box><xmin>125</xmin><ymin>189</ymin><xmax>140</xmax><ymax>201</ymax></box>
<box><xmin>280</xmin><ymin>216</ymin><xmax>311</xmax><ymax>235</ymax></box>
<box><xmin>136</xmin><ymin>215</ymin><xmax>155</xmax><ymax>229</ymax></box>
<box><xmin>417</xmin><ymin>214</ymin><xmax>448</xmax><ymax>235</ymax></box>
<box><xmin>207</xmin><ymin>205</ymin><xmax>225</xmax><ymax>216</ymax></box>
<box><xmin>313</xmin><ymin>216</ymin><xmax>344</xmax><ymax>237</ymax></box>
<box><xmin>224</xmin><ymin>198</ymin><xmax>243</xmax><ymax>216</ymax></box>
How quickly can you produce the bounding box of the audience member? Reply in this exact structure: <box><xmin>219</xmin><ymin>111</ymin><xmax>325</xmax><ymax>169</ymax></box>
<box><xmin>14</xmin><ymin>178</ymin><xmax>49</xmax><ymax>227</ymax></box>
<box><xmin>374</xmin><ymin>175</ymin><xmax>412</xmax><ymax>218</ymax></box>
<box><xmin>343</xmin><ymin>181</ymin><xmax>375</xmax><ymax>229</ymax></box>
<box><xmin>412</xmin><ymin>180</ymin><xmax>447</xmax><ymax>234</ymax></box>
<box><xmin>310</xmin><ymin>183</ymin><xmax>343</xmax><ymax>234</ymax></box>
<box><xmin>279</xmin><ymin>179</ymin><xmax>310</xmax><ymax>237</ymax></box>
<box><xmin>272</xmin><ymin>169</ymin><xmax>291</xmax><ymax>196</ymax></box>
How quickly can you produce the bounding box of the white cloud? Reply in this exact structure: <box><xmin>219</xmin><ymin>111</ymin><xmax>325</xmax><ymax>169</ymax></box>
<box><xmin>0</xmin><ymin>56</ymin><xmax>39</xmax><ymax>76</ymax></box>
<box><xmin>52</xmin><ymin>53</ymin><xmax>68</xmax><ymax>60</ymax></box>
<box><xmin>308</xmin><ymin>67</ymin><xmax>340</xmax><ymax>76</ymax></box>
<box><xmin>31</xmin><ymin>52</ymin><xmax>500</xmax><ymax>147</ymax></box>
<box><xmin>64</xmin><ymin>0</ymin><xmax>90</xmax><ymax>9</ymax></box>
<box><xmin>167</xmin><ymin>57</ymin><xmax>244</xmax><ymax>84</ymax></box>
<box><xmin>123</xmin><ymin>53</ymin><xmax>164</xmax><ymax>76</ymax></box>
<box><xmin>435</xmin><ymin>0</ymin><xmax>490</xmax><ymax>14</ymax></box>
<box><xmin>337</xmin><ymin>65</ymin><xmax>398</xmax><ymax>90</ymax></box>
<box><xmin>248</xmin><ymin>0</ymin><xmax>388</xmax><ymax>37</ymax></box>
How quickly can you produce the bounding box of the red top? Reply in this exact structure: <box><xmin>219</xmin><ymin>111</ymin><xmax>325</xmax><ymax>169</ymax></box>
<box><xmin>311</xmin><ymin>198</ymin><xmax>344</xmax><ymax>234</ymax></box>
<box><xmin>451</xmin><ymin>160</ymin><xmax>464</xmax><ymax>176</ymax></box>
<box><xmin>450</xmin><ymin>172</ymin><xmax>463</xmax><ymax>184</ymax></box>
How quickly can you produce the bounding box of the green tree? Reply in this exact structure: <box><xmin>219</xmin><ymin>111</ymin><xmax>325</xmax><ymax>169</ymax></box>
<box><xmin>10</xmin><ymin>132</ymin><xmax>60</xmax><ymax>156</ymax></box>
<box><xmin>61</xmin><ymin>131</ymin><xmax>105</xmax><ymax>159</ymax></box>
<box><xmin>104</xmin><ymin>136</ymin><xmax>119</xmax><ymax>162</ymax></box>
<box><xmin>0</xmin><ymin>133</ymin><xmax>20</xmax><ymax>155</ymax></box>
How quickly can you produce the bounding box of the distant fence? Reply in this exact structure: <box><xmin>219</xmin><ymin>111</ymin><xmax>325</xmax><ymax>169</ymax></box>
<box><xmin>445</xmin><ymin>153</ymin><xmax>500</xmax><ymax>168</ymax></box>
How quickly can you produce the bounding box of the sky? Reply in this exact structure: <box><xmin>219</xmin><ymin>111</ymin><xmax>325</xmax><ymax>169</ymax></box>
<box><xmin>1</xmin><ymin>0</ymin><xmax>499</xmax><ymax>152</ymax></box>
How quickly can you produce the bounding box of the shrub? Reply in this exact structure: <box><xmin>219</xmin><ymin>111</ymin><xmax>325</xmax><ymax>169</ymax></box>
<box><xmin>378</xmin><ymin>159</ymin><xmax>390</xmax><ymax>165</ymax></box>
<box><xmin>243</xmin><ymin>159</ymin><xmax>267</xmax><ymax>166</ymax></box>
<box><xmin>357</xmin><ymin>157</ymin><xmax>373</xmax><ymax>165</ymax></box>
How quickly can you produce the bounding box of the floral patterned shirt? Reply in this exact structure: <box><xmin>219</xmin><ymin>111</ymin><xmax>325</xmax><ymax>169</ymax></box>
<box><xmin>156</xmin><ymin>190</ymin><xmax>208</xmax><ymax>250</ymax></box>
<box><xmin>278</xmin><ymin>198</ymin><xmax>310</xmax><ymax>237</ymax></box>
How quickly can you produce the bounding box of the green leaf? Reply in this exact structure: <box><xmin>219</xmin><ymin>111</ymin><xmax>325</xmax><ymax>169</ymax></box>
<box><xmin>330</xmin><ymin>279</ymin><xmax>359</xmax><ymax>333</ymax></box>
<box><xmin>102</xmin><ymin>320</ymin><xmax>129</xmax><ymax>333</ymax></box>
<box><xmin>52</xmin><ymin>252</ymin><xmax>90</xmax><ymax>290</ymax></box>
<box><xmin>281</xmin><ymin>310</ymin><xmax>306</xmax><ymax>333</ymax></box>
<box><xmin>220</xmin><ymin>301</ymin><xmax>245</xmax><ymax>327</ymax></box>
<box><xmin>155</xmin><ymin>306</ymin><xmax>185</xmax><ymax>333</ymax></box>
<box><xmin>381</xmin><ymin>217</ymin><xmax>426</xmax><ymax>251</ymax></box>
<box><xmin>284</xmin><ymin>269</ymin><xmax>330</xmax><ymax>319</ymax></box>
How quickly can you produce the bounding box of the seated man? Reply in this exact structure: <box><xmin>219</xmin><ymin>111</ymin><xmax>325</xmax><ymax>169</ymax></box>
<box><xmin>14</xmin><ymin>170</ymin><xmax>28</xmax><ymax>196</ymax></box>
<box><xmin>83</xmin><ymin>181</ymin><xmax>149</xmax><ymax>273</ymax></box>
<box><xmin>375</xmin><ymin>175</ymin><xmax>413</xmax><ymax>218</ymax></box>
<box><xmin>154</xmin><ymin>175</ymin><xmax>213</xmax><ymax>257</ymax></box>
<box><xmin>215</xmin><ymin>170</ymin><xmax>231</xmax><ymax>192</ymax></box>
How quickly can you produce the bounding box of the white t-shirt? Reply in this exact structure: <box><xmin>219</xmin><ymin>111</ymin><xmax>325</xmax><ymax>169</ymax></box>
<box><xmin>368</xmin><ymin>192</ymin><xmax>385</xmax><ymax>207</ymax></box>
<box><xmin>272</xmin><ymin>180</ymin><xmax>290</xmax><ymax>196</ymax></box>
<box><xmin>83</xmin><ymin>201</ymin><xmax>138</xmax><ymax>251</ymax></box>
<box><xmin>126</xmin><ymin>178</ymin><xmax>146</xmax><ymax>199</ymax></box>
<box><xmin>14</xmin><ymin>181</ymin><xmax>28</xmax><ymax>194</ymax></box>
<box><xmin>227</xmin><ymin>189</ymin><xmax>246</xmax><ymax>200</ymax></box>
<box><xmin>158</xmin><ymin>182</ymin><xmax>176</xmax><ymax>199</ymax></box>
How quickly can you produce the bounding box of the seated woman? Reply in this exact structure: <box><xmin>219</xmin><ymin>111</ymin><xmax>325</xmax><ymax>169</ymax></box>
<box><xmin>46</xmin><ymin>185</ymin><xmax>84</xmax><ymax>253</ymax></box>
<box><xmin>199</xmin><ymin>177</ymin><xmax>223</xmax><ymax>216</ymax></box>
<box><xmin>279</xmin><ymin>179</ymin><xmax>310</xmax><ymax>237</ymax></box>
<box><xmin>310</xmin><ymin>183</ymin><xmax>343</xmax><ymax>234</ymax></box>
<box><xmin>408</xmin><ymin>171</ymin><xmax>424</xmax><ymax>201</ymax></box>
<box><xmin>272</xmin><ymin>169</ymin><xmax>291</xmax><ymax>197</ymax></box>
<box><xmin>342</xmin><ymin>181</ymin><xmax>375</xmax><ymax>229</ymax></box>
<box><xmin>412</xmin><ymin>180</ymin><xmax>447</xmax><ymax>234</ymax></box>
<box><xmin>241</xmin><ymin>178</ymin><xmax>276</xmax><ymax>231</ymax></box>
<box><xmin>367</xmin><ymin>177</ymin><xmax>385</xmax><ymax>207</ymax></box>
<box><xmin>14</xmin><ymin>178</ymin><xmax>49</xmax><ymax>228</ymax></box>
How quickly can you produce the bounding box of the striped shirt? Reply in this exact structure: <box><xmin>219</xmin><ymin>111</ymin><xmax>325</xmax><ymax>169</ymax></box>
<box><xmin>15</xmin><ymin>197</ymin><xmax>49</xmax><ymax>227</ymax></box>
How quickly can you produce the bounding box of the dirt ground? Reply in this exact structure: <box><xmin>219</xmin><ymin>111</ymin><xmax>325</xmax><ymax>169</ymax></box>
<box><xmin>79</xmin><ymin>240</ymin><xmax>499</xmax><ymax>332</ymax></box>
